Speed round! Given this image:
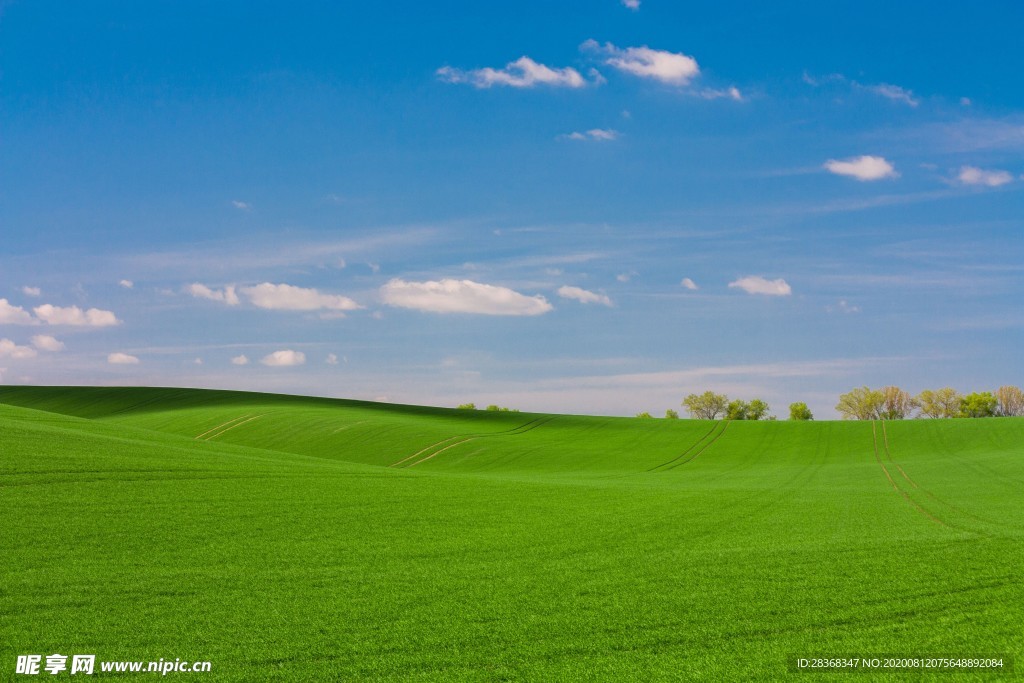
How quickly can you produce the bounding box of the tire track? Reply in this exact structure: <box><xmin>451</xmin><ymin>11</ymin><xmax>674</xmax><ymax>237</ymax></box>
<box><xmin>646</xmin><ymin>421</ymin><xmax>722</xmax><ymax>472</ymax></box>
<box><xmin>389</xmin><ymin>416</ymin><xmax>555</xmax><ymax>468</ymax></box>
<box><xmin>872</xmin><ymin>421</ymin><xmax>950</xmax><ymax>529</ymax></box>
<box><xmin>194</xmin><ymin>415</ymin><xmax>252</xmax><ymax>440</ymax></box>
<box><xmin>198</xmin><ymin>414</ymin><xmax>265</xmax><ymax>441</ymax></box>
<box><xmin>660</xmin><ymin>420</ymin><xmax>731</xmax><ymax>471</ymax></box>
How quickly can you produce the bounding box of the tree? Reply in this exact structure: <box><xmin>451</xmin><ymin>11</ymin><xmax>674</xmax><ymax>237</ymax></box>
<box><xmin>835</xmin><ymin>386</ymin><xmax>883</xmax><ymax>420</ymax></box>
<box><xmin>635</xmin><ymin>411</ymin><xmax>653</xmax><ymax>419</ymax></box>
<box><xmin>878</xmin><ymin>386</ymin><xmax>917</xmax><ymax>420</ymax></box>
<box><xmin>682</xmin><ymin>391</ymin><xmax>729</xmax><ymax>420</ymax></box>
<box><xmin>726</xmin><ymin>399</ymin><xmax>749</xmax><ymax>420</ymax></box>
<box><xmin>664</xmin><ymin>409</ymin><xmax>679</xmax><ymax>419</ymax></box>
<box><xmin>746</xmin><ymin>399</ymin><xmax>770</xmax><ymax>421</ymax></box>
<box><xmin>996</xmin><ymin>385</ymin><xmax>1024</xmax><ymax>417</ymax></box>
<box><xmin>960</xmin><ymin>392</ymin><xmax>997</xmax><ymax>418</ymax></box>
<box><xmin>916</xmin><ymin>388</ymin><xmax>961</xmax><ymax>419</ymax></box>
<box><xmin>789</xmin><ymin>402</ymin><xmax>813</xmax><ymax>420</ymax></box>
<box><xmin>456</xmin><ymin>403</ymin><xmax>476</xmax><ymax>410</ymax></box>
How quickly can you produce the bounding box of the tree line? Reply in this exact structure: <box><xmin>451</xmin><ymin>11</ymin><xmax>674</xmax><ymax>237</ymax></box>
<box><xmin>835</xmin><ymin>385</ymin><xmax>1024</xmax><ymax>420</ymax></box>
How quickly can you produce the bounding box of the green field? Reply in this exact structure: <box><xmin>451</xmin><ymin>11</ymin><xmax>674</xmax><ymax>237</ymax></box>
<box><xmin>2</xmin><ymin>386</ymin><xmax>1022</xmax><ymax>681</ymax></box>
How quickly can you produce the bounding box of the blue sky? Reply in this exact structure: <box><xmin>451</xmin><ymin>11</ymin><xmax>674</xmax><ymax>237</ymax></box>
<box><xmin>1</xmin><ymin>0</ymin><xmax>1021</xmax><ymax>417</ymax></box>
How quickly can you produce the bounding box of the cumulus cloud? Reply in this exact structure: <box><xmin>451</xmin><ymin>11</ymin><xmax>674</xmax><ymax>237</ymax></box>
<box><xmin>231</xmin><ymin>354</ymin><xmax>250</xmax><ymax>366</ymax></box>
<box><xmin>823</xmin><ymin>155</ymin><xmax>898</xmax><ymax>181</ymax></box>
<box><xmin>240</xmin><ymin>283</ymin><xmax>361</xmax><ymax>312</ymax></box>
<box><xmin>31</xmin><ymin>335</ymin><xmax>65</xmax><ymax>351</ymax></box>
<box><xmin>381</xmin><ymin>278</ymin><xmax>553</xmax><ymax>316</ymax></box>
<box><xmin>261</xmin><ymin>350</ymin><xmax>306</xmax><ymax>367</ymax></box>
<box><xmin>186</xmin><ymin>283</ymin><xmax>240</xmax><ymax>305</ymax></box>
<box><xmin>622</xmin><ymin>0</ymin><xmax>640</xmax><ymax>9</ymax></box>
<box><xmin>33</xmin><ymin>304</ymin><xmax>120</xmax><ymax>327</ymax></box>
<box><xmin>564</xmin><ymin>128</ymin><xmax>619</xmax><ymax>141</ymax></box>
<box><xmin>119</xmin><ymin>279</ymin><xmax>134</xmax><ymax>289</ymax></box>
<box><xmin>867</xmin><ymin>83</ymin><xmax>919</xmax><ymax>107</ymax></box>
<box><xmin>108</xmin><ymin>352</ymin><xmax>140</xmax><ymax>365</ymax></box>
<box><xmin>0</xmin><ymin>339</ymin><xmax>38</xmax><ymax>359</ymax></box>
<box><xmin>557</xmin><ymin>285</ymin><xmax>614</xmax><ymax>307</ymax></box>
<box><xmin>0</xmin><ymin>299</ymin><xmax>36</xmax><ymax>325</ymax></box>
<box><xmin>582</xmin><ymin>40</ymin><xmax>699</xmax><ymax>86</ymax></box>
<box><xmin>436</xmin><ymin>56</ymin><xmax>589</xmax><ymax>89</ymax></box>
<box><xmin>680</xmin><ymin>278</ymin><xmax>699</xmax><ymax>290</ymax></box>
<box><xmin>957</xmin><ymin>165</ymin><xmax>1014</xmax><ymax>187</ymax></box>
<box><xmin>21</xmin><ymin>286</ymin><xmax>41</xmax><ymax>297</ymax></box>
<box><xmin>728</xmin><ymin>276</ymin><xmax>792</xmax><ymax>296</ymax></box>
<box><xmin>326</xmin><ymin>353</ymin><xmax>339</xmax><ymax>365</ymax></box>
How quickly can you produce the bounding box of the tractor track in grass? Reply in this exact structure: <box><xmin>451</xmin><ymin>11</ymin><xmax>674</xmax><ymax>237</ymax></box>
<box><xmin>659</xmin><ymin>420</ymin><xmax>731</xmax><ymax>472</ymax></box>
<box><xmin>194</xmin><ymin>414</ymin><xmax>265</xmax><ymax>441</ymax></box>
<box><xmin>389</xmin><ymin>416</ymin><xmax>556</xmax><ymax>468</ymax></box>
<box><xmin>880</xmin><ymin>421</ymin><xmax>1009</xmax><ymax>535</ymax></box>
<box><xmin>872</xmin><ymin>421</ymin><xmax>955</xmax><ymax>530</ymax></box>
<box><xmin>645</xmin><ymin>422</ymin><xmax>722</xmax><ymax>472</ymax></box>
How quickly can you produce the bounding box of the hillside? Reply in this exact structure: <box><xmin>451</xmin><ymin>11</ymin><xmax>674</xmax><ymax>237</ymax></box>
<box><xmin>2</xmin><ymin>386</ymin><xmax>1022</xmax><ymax>680</ymax></box>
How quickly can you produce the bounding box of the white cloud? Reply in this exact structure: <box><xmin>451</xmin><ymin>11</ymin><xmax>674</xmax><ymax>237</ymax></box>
<box><xmin>436</xmin><ymin>56</ymin><xmax>589</xmax><ymax>89</ymax></box>
<box><xmin>240</xmin><ymin>282</ymin><xmax>361</xmax><ymax>312</ymax></box>
<box><xmin>31</xmin><ymin>335</ymin><xmax>65</xmax><ymax>351</ymax></box>
<box><xmin>867</xmin><ymin>83</ymin><xmax>919</xmax><ymax>107</ymax></box>
<box><xmin>564</xmin><ymin>128</ymin><xmax>619</xmax><ymax>141</ymax></box>
<box><xmin>0</xmin><ymin>339</ymin><xmax>38</xmax><ymax>359</ymax></box>
<box><xmin>33</xmin><ymin>304</ymin><xmax>120</xmax><ymax>327</ymax></box>
<box><xmin>582</xmin><ymin>40</ymin><xmax>699</xmax><ymax>86</ymax></box>
<box><xmin>823</xmin><ymin>155</ymin><xmax>898</xmax><ymax>181</ymax></box>
<box><xmin>728</xmin><ymin>276</ymin><xmax>792</xmax><ymax>296</ymax></box>
<box><xmin>326</xmin><ymin>353</ymin><xmax>339</xmax><ymax>365</ymax></box>
<box><xmin>680</xmin><ymin>278</ymin><xmax>699</xmax><ymax>291</ymax></box>
<box><xmin>231</xmin><ymin>200</ymin><xmax>252</xmax><ymax>211</ymax></box>
<box><xmin>108</xmin><ymin>352</ymin><xmax>140</xmax><ymax>365</ymax></box>
<box><xmin>231</xmin><ymin>354</ymin><xmax>250</xmax><ymax>366</ymax></box>
<box><xmin>0</xmin><ymin>299</ymin><xmax>36</xmax><ymax>325</ymax></box>
<box><xmin>261</xmin><ymin>350</ymin><xmax>306</xmax><ymax>367</ymax></box>
<box><xmin>193</xmin><ymin>358</ymin><xmax>203</xmax><ymax>365</ymax></box>
<box><xmin>557</xmin><ymin>285</ymin><xmax>613</xmax><ymax>307</ymax></box>
<box><xmin>381</xmin><ymin>278</ymin><xmax>553</xmax><ymax>316</ymax></box>
<box><xmin>21</xmin><ymin>286</ymin><xmax>41</xmax><ymax>297</ymax></box>
<box><xmin>827</xmin><ymin>300</ymin><xmax>861</xmax><ymax>314</ymax></box>
<box><xmin>957</xmin><ymin>165</ymin><xmax>1014</xmax><ymax>187</ymax></box>
<box><xmin>621</xmin><ymin>0</ymin><xmax>640</xmax><ymax>9</ymax></box>
<box><xmin>697</xmin><ymin>86</ymin><xmax>743</xmax><ymax>101</ymax></box>
<box><xmin>119</xmin><ymin>279</ymin><xmax>134</xmax><ymax>289</ymax></box>
<box><xmin>186</xmin><ymin>283</ymin><xmax>240</xmax><ymax>305</ymax></box>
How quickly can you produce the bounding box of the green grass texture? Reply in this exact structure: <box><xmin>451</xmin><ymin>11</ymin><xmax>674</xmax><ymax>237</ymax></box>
<box><xmin>2</xmin><ymin>386</ymin><xmax>1022</xmax><ymax>681</ymax></box>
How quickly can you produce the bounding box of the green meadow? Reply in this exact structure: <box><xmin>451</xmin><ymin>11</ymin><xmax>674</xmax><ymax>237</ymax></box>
<box><xmin>2</xmin><ymin>386</ymin><xmax>1022</xmax><ymax>681</ymax></box>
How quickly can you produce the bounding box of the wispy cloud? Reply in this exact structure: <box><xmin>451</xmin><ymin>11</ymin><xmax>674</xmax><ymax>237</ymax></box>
<box><xmin>621</xmin><ymin>0</ymin><xmax>640</xmax><ymax>9</ymax></box>
<box><xmin>21</xmin><ymin>286</ymin><xmax>41</xmax><ymax>297</ymax></box>
<box><xmin>823</xmin><ymin>155</ymin><xmax>898</xmax><ymax>181</ymax></box>
<box><xmin>381</xmin><ymin>278</ymin><xmax>553</xmax><ymax>316</ymax></box>
<box><xmin>0</xmin><ymin>299</ymin><xmax>36</xmax><ymax>325</ymax></box>
<box><xmin>728</xmin><ymin>276</ymin><xmax>792</xmax><ymax>296</ymax></box>
<box><xmin>231</xmin><ymin>354</ymin><xmax>250</xmax><ymax>366</ymax></box>
<box><xmin>186</xmin><ymin>283</ymin><xmax>240</xmax><ymax>305</ymax></box>
<box><xmin>826</xmin><ymin>300</ymin><xmax>861</xmax><ymax>314</ymax></box>
<box><xmin>261</xmin><ymin>349</ymin><xmax>306</xmax><ymax>367</ymax></box>
<box><xmin>108</xmin><ymin>352</ymin><xmax>140</xmax><ymax>365</ymax></box>
<box><xmin>119</xmin><ymin>279</ymin><xmax>134</xmax><ymax>289</ymax></box>
<box><xmin>697</xmin><ymin>86</ymin><xmax>743</xmax><ymax>101</ymax></box>
<box><xmin>563</xmin><ymin>128</ymin><xmax>619</xmax><ymax>141</ymax></box>
<box><xmin>582</xmin><ymin>40</ymin><xmax>699</xmax><ymax>86</ymax></box>
<box><xmin>680</xmin><ymin>278</ymin><xmax>699</xmax><ymax>290</ymax></box>
<box><xmin>865</xmin><ymin>83</ymin><xmax>919</xmax><ymax>107</ymax></box>
<box><xmin>0</xmin><ymin>339</ymin><xmax>37</xmax><ymax>359</ymax></box>
<box><xmin>957</xmin><ymin>165</ymin><xmax>1014</xmax><ymax>187</ymax></box>
<box><xmin>231</xmin><ymin>200</ymin><xmax>252</xmax><ymax>211</ymax></box>
<box><xmin>240</xmin><ymin>283</ymin><xmax>361</xmax><ymax>312</ymax></box>
<box><xmin>436</xmin><ymin>57</ymin><xmax>590</xmax><ymax>89</ymax></box>
<box><xmin>33</xmin><ymin>304</ymin><xmax>120</xmax><ymax>327</ymax></box>
<box><xmin>557</xmin><ymin>285</ymin><xmax>613</xmax><ymax>306</ymax></box>
<box><xmin>31</xmin><ymin>335</ymin><xmax>65</xmax><ymax>351</ymax></box>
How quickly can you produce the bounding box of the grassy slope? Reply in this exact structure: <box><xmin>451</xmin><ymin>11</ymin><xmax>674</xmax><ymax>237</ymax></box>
<box><xmin>1</xmin><ymin>386</ymin><xmax>1022</xmax><ymax>681</ymax></box>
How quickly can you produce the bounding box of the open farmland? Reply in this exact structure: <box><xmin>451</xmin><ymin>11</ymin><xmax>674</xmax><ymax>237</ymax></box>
<box><xmin>2</xmin><ymin>386</ymin><xmax>1022</xmax><ymax>680</ymax></box>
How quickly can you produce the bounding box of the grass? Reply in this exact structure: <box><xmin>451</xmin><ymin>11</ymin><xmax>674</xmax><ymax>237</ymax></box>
<box><xmin>1</xmin><ymin>386</ymin><xmax>1022</xmax><ymax>681</ymax></box>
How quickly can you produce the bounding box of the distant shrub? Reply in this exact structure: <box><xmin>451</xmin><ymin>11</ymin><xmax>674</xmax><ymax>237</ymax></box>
<box><xmin>789</xmin><ymin>402</ymin><xmax>813</xmax><ymax>421</ymax></box>
<box><xmin>664</xmin><ymin>409</ymin><xmax>679</xmax><ymax>419</ymax></box>
<box><xmin>635</xmin><ymin>412</ymin><xmax>653</xmax><ymax>419</ymax></box>
<box><xmin>457</xmin><ymin>403</ymin><xmax>476</xmax><ymax>410</ymax></box>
